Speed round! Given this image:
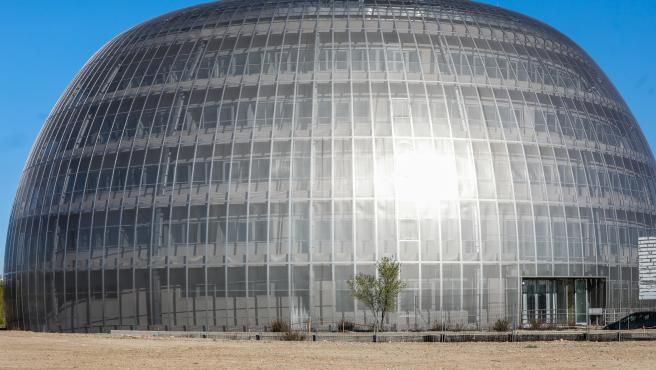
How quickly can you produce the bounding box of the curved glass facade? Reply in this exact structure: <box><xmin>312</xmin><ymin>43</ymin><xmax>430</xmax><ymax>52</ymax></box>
<box><xmin>4</xmin><ymin>0</ymin><xmax>656</xmax><ymax>332</ymax></box>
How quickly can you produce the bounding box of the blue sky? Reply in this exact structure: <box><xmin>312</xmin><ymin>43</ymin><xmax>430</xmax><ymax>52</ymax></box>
<box><xmin>1</xmin><ymin>1</ymin><xmax>655</xmax><ymax>275</ymax></box>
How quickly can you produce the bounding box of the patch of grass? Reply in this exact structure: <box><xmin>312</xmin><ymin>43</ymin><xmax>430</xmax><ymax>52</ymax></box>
<box><xmin>525</xmin><ymin>344</ymin><xmax>538</xmax><ymax>349</ymax></box>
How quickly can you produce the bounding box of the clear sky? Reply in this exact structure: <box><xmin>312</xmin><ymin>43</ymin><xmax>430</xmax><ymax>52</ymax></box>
<box><xmin>1</xmin><ymin>0</ymin><xmax>655</xmax><ymax>275</ymax></box>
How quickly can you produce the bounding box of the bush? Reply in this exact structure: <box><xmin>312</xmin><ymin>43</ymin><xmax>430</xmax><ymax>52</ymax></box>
<box><xmin>337</xmin><ymin>320</ymin><xmax>354</xmax><ymax>332</ymax></box>
<box><xmin>528</xmin><ymin>319</ymin><xmax>542</xmax><ymax>330</ymax></box>
<box><xmin>541</xmin><ymin>322</ymin><xmax>557</xmax><ymax>330</ymax></box>
<box><xmin>492</xmin><ymin>319</ymin><xmax>510</xmax><ymax>332</ymax></box>
<box><xmin>279</xmin><ymin>331</ymin><xmax>306</xmax><ymax>341</ymax></box>
<box><xmin>431</xmin><ymin>321</ymin><xmax>445</xmax><ymax>331</ymax></box>
<box><xmin>527</xmin><ymin>319</ymin><xmax>557</xmax><ymax>330</ymax></box>
<box><xmin>448</xmin><ymin>323</ymin><xmax>464</xmax><ymax>332</ymax></box>
<box><xmin>270</xmin><ymin>319</ymin><xmax>289</xmax><ymax>333</ymax></box>
<box><xmin>431</xmin><ymin>321</ymin><xmax>463</xmax><ymax>332</ymax></box>
<box><xmin>352</xmin><ymin>323</ymin><xmax>375</xmax><ymax>332</ymax></box>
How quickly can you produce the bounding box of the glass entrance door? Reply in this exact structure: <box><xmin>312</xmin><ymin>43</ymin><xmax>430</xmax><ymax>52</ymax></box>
<box><xmin>575</xmin><ymin>279</ymin><xmax>587</xmax><ymax>324</ymax></box>
<box><xmin>522</xmin><ymin>278</ymin><xmax>602</xmax><ymax>326</ymax></box>
<box><xmin>522</xmin><ymin>279</ymin><xmax>557</xmax><ymax>324</ymax></box>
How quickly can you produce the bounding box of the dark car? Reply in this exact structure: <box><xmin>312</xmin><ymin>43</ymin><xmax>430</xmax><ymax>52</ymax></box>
<box><xmin>603</xmin><ymin>311</ymin><xmax>656</xmax><ymax>330</ymax></box>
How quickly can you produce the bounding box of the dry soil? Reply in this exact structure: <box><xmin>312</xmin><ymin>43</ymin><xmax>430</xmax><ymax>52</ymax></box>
<box><xmin>0</xmin><ymin>331</ymin><xmax>654</xmax><ymax>369</ymax></box>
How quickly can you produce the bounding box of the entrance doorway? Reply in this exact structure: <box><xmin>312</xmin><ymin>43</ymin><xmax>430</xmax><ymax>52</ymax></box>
<box><xmin>521</xmin><ymin>278</ymin><xmax>605</xmax><ymax>325</ymax></box>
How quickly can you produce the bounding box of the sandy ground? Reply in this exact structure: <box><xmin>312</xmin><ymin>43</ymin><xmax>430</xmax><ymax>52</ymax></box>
<box><xmin>0</xmin><ymin>331</ymin><xmax>655</xmax><ymax>369</ymax></box>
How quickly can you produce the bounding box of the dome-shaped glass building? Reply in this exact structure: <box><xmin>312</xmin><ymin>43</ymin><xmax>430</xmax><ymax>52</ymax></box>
<box><xmin>4</xmin><ymin>0</ymin><xmax>656</xmax><ymax>332</ymax></box>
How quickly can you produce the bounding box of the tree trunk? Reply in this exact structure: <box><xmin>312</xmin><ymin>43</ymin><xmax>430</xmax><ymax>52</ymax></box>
<box><xmin>380</xmin><ymin>311</ymin><xmax>385</xmax><ymax>331</ymax></box>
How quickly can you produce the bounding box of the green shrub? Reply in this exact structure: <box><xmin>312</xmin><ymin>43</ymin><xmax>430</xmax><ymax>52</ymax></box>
<box><xmin>492</xmin><ymin>319</ymin><xmax>510</xmax><ymax>332</ymax></box>
<box><xmin>348</xmin><ymin>257</ymin><xmax>406</xmax><ymax>332</ymax></box>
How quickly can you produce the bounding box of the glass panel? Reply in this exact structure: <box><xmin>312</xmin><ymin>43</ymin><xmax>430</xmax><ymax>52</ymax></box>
<box><xmin>575</xmin><ymin>279</ymin><xmax>587</xmax><ymax>324</ymax></box>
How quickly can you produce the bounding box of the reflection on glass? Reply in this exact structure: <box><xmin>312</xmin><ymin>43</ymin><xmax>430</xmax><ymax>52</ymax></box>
<box><xmin>4</xmin><ymin>0</ymin><xmax>655</xmax><ymax>332</ymax></box>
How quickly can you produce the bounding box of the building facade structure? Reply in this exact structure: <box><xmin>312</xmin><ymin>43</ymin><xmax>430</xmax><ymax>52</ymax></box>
<box><xmin>4</xmin><ymin>0</ymin><xmax>656</xmax><ymax>332</ymax></box>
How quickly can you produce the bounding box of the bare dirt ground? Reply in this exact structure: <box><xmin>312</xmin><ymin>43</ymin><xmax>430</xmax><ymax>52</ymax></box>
<box><xmin>1</xmin><ymin>331</ymin><xmax>655</xmax><ymax>369</ymax></box>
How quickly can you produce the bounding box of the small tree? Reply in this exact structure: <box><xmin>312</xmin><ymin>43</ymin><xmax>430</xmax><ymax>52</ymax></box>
<box><xmin>347</xmin><ymin>257</ymin><xmax>406</xmax><ymax>332</ymax></box>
